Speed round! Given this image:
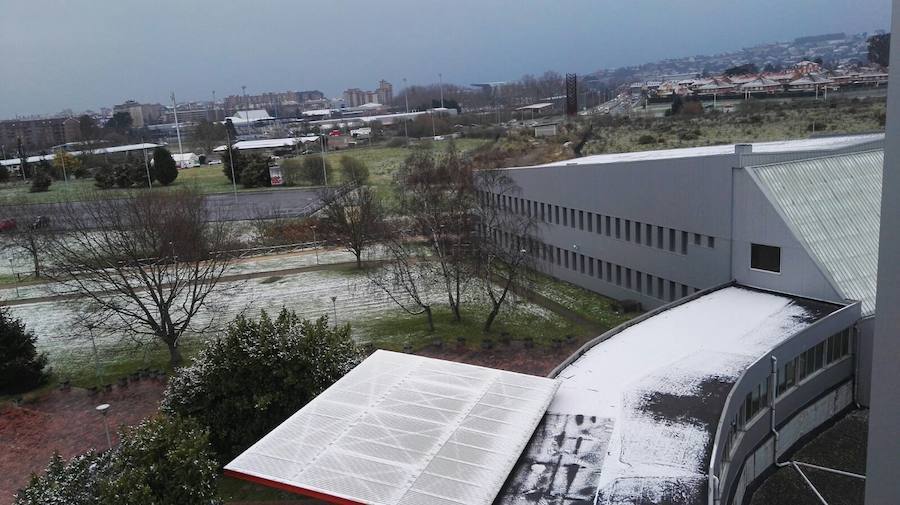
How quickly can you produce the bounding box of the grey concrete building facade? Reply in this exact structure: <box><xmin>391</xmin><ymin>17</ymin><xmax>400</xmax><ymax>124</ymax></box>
<box><xmin>864</xmin><ymin>0</ymin><xmax>900</xmax><ymax>501</ymax></box>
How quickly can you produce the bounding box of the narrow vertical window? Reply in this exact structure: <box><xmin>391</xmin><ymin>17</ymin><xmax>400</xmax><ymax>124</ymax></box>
<box><xmin>605</xmin><ymin>216</ymin><xmax>611</xmax><ymax>236</ymax></box>
<box><xmin>681</xmin><ymin>231</ymin><xmax>688</xmax><ymax>254</ymax></box>
<box><xmin>616</xmin><ymin>265</ymin><xmax>622</xmax><ymax>286</ymax></box>
<box><xmin>587</xmin><ymin>212</ymin><xmax>593</xmax><ymax>232</ymax></box>
<box><xmin>635</xmin><ymin>222</ymin><xmax>642</xmax><ymax>244</ymax></box>
<box><xmin>615</xmin><ymin>218</ymin><xmax>621</xmax><ymax>239</ymax></box>
<box><xmin>625</xmin><ymin>220</ymin><xmax>631</xmax><ymax>241</ymax></box>
<box><xmin>657</xmin><ymin>227</ymin><xmax>664</xmax><ymax>249</ymax></box>
<box><xmin>579</xmin><ymin>211</ymin><xmax>584</xmax><ymax>230</ymax></box>
<box><xmin>669</xmin><ymin>229</ymin><xmax>676</xmax><ymax>252</ymax></box>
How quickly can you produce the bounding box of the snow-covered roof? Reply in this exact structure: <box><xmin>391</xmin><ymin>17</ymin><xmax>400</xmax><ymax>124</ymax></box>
<box><xmin>225</xmin><ymin>350</ymin><xmax>559</xmax><ymax>505</ymax></box>
<box><xmin>212</xmin><ymin>136</ymin><xmax>319</xmax><ymax>152</ymax></box>
<box><xmin>517</xmin><ymin>133</ymin><xmax>884</xmax><ymax>168</ymax></box>
<box><xmin>0</xmin><ymin>143</ymin><xmax>161</xmax><ymax>166</ymax></box>
<box><xmin>748</xmin><ymin>150</ymin><xmax>882</xmax><ymax>316</ymax></box>
<box><xmin>498</xmin><ymin>286</ymin><xmax>840</xmax><ymax>505</ymax></box>
<box><xmin>228</xmin><ymin>109</ymin><xmax>274</xmax><ymax>124</ymax></box>
<box><xmin>516</xmin><ymin>102</ymin><xmax>554</xmax><ymax>111</ymax></box>
<box><xmin>301</xmin><ymin>108</ymin><xmax>336</xmax><ymax>117</ymax></box>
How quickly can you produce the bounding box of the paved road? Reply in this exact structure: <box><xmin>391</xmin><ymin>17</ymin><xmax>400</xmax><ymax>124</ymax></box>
<box><xmin>2</xmin><ymin>187</ymin><xmax>325</xmax><ymax>225</ymax></box>
<box><xmin>205</xmin><ymin>187</ymin><xmax>323</xmax><ymax>220</ymax></box>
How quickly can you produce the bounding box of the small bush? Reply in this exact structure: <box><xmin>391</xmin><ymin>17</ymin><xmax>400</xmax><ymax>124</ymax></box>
<box><xmin>637</xmin><ymin>134</ymin><xmax>657</xmax><ymax>145</ymax></box>
<box><xmin>93</xmin><ymin>165</ymin><xmax>116</xmax><ymax>189</ymax></box>
<box><xmin>29</xmin><ymin>167</ymin><xmax>52</xmax><ymax>193</ymax></box>
<box><xmin>162</xmin><ymin>309</ymin><xmax>360</xmax><ymax>459</ymax></box>
<box><xmin>299</xmin><ymin>156</ymin><xmax>333</xmax><ymax>186</ymax></box>
<box><xmin>152</xmin><ymin>147</ymin><xmax>178</xmax><ymax>186</ymax></box>
<box><xmin>0</xmin><ymin>165</ymin><xmax>9</xmax><ymax>183</ymax></box>
<box><xmin>340</xmin><ymin>156</ymin><xmax>369</xmax><ymax>184</ymax></box>
<box><xmin>0</xmin><ymin>307</ymin><xmax>49</xmax><ymax>395</ymax></box>
<box><xmin>15</xmin><ymin>416</ymin><xmax>221</xmax><ymax>505</ymax></box>
<box><xmin>386</xmin><ymin>137</ymin><xmax>408</xmax><ymax>148</ymax></box>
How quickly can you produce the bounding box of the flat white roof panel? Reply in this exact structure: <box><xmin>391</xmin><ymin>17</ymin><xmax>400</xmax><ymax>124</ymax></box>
<box><xmin>225</xmin><ymin>350</ymin><xmax>559</xmax><ymax>505</ymax></box>
<box><xmin>524</xmin><ymin>133</ymin><xmax>884</xmax><ymax>168</ymax></box>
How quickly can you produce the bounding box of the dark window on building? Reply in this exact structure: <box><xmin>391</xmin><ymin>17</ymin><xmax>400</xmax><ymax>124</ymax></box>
<box><xmin>555</xmin><ymin>206</ymin><xmax>560</xmax><ymax>224</ymax></box>
<box><xmin>556</xmin><ymin>247</ymin><xmax>561</xmax><ymax>266</ymax></box>
<box><xmin>598</xmin><ymin>260</ymin><xmax>604</xmax><ymax>280</ymax></box>
<box><xmin>596</xmin><ymin>214</ymin><xmax>602</xmax><ymax>234</ymax></box>
<box><xmin>570</xmin><ymin>209</ymin><xmax>575</xmax><ymax>228</ymax></box>
<box><xmin>657</xmin><ymin>277</ymin><xmax>664</xmax><ymax>298</ymax></box>
<box><xmin>694</xmin><ymin>233</ymin><xmax>702</xmax><ymax>246</ymax></box>
<box><xmin>579</xmin><ymin>211</ymin><xmax>584</xmax><ymax>230</ymax></box>
<box><xmin>616</xmin><ymin>265</ymin><xmax>622</xmax><ymax>286</ymax></box>
<box><xmin>646</xmin><ymin>223</ymin><xmax>653</xmax><ymax>247</ymax></box>
<box><xmin>635</xmin><ymin>222</ymin><xmax>642</xmax><ymax>244</ymax></box>
<box><xmin>681</xmin><ymin>231</ymin><xmax>688</xmax><ymax>254</ymax></box>
<box><xmin>605</xmin><ymin>216</ymin><xmax>611</xmax><ymax>236</ymax></box>
<box><xmin>615</xmin><ymin>218</ymin><xmax>621</xmax><ymax>239</ymax></box>
<box><xmin>669</xmin><ymin>228</ymin><xmax>676</xmax><ymax>252</ymax></box>
<box><xmin>606</xmin><ymin>262</ymin><xmax>612</xmax><ymax>282</ymax></box>
<box><xmin>636</xmin><ymin>271</ymin><xmax>643</xmax><ymax>292</ymax></box>
<box><xmin>657</xmin><ymin>227</ymin><xmax>664</xmax><ymax>249</ymax></box>
<box><xmin>669</xmin><ymin>281</ymin><xmax>676</xmax><ymax>301</ymax></box>
<box><xmin>751</xmin><ymin>243</ymin><xmax>782</xmax><ymax>273</ymax></box>
<box><xmin>563</xmin><ymin>207</ymin><xmax>568</xmax><ymax>226</ymax></box>
<box><xmin>588</xmin><ymin>257</ymin><xmax>594</xmax><ymax>276</ymax></box>
<box><xmin>625</xmin><ymin>220</ymin><xmax>631</xmax><ymax>241</ymax></box>
<box><xmin>625</xmin><ymin>268</ymin><xmax>632</xmax><ymax>289</ymax></box>
<box><xmin>580</xmin><ymin>254</ymin><xmax>585</xmax><ymax>273</ymax></box>
<box><xmin>707</xmin><ymin>236</ymin><xmax>715</xmax><ymax>248</ymax></box>
<box><xmin>681</xmin><ymin>284</ymin><xmax>688</xmax><ymax>298</ymax></box>
<box><xmin>587</xmin><ymin>212</ymin><xmax>593</xmax><ymax>232</ymax></box>
<box><xmin>646</xmin><ymin>274</ymin><xmax>654</xmax><ymax>296</ymax></box>
<box><xmin>564</xmin><ymin>250</ymin><xmax>569</xmax><ymax>269</ymax></box>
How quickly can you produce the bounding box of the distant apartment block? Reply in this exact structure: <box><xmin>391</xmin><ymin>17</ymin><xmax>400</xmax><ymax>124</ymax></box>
<box><xmin>0</xmin><ymin>116</ymin><xmax>80</xmax><ymax>154</ymax></box>
<box><xmin>112</xmin><ymin>100</ymin><xmax>165</xmax><ymax>128</ymax></box>
<box><xmin>343</xmin><ymin>80</ymin><xmax>394</xmax><ymax>107</ymax></box>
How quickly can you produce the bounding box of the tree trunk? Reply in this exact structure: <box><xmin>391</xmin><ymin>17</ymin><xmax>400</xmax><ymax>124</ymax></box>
<box><xmin>450</xmin><ymin>299</ymin><xmax>461</xmax><ymax>322</ymax></box>
<box><xmin>484</xmin><ymin>303</ymin><xmax>501</xmax><ymax>333</ymax></box>
<box><xmin>166</xmin><ymin>340</ymin><xmax>183</xmax><ymax>367</ymax></box>
<box><xmin>355</xmin><ymin>251</ymin><xmax>362</xmax><ymax>269</ymax></box>
<box><xmin>424</xmin><ymin>306</ymin><xmax>434</xmax><ymax>332</ymax></box>
<box><xmin>32</xmin><ymin>253</ymin><xmax>40</xmax><ymax>278</ymax></box>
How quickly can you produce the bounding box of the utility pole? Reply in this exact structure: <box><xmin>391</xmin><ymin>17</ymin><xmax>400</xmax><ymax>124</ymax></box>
<box><xmin>320</xmin><ymin>135</ymin><xmax>328</xmax><ymax>186</ymax></box>
<box><xmin>224</xmin><ymin>121</ymin><xmax>238</xmax><ymax>199</ymax></box>
<box><xmin>141</xmin><ymin>138</ymin><xmax>152</xmax><ymax>190</ymax></box>
<box><xmin>171</xmin><ymin>92</ymin><xmax>184</xmax><ymax>168</ymax></box>
<box><xmin>439</xmin><ymin>72</ymin><xmax>445</xmax><ymax>108</ymax></box>
<box><xmin>403</xmin><ymin>77</ymin><xmax>410</xmax><ymax>138</ymax></box>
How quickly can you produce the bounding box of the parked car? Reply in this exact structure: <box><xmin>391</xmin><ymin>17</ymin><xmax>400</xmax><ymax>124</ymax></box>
<box><xmin>0</xmin><ymin>219</ymin><xmax>17</xmax><ymax>232</ymax></box>
<box><xmin>31</xmin><ymin>216</ymin><xmax>50</xmax><ymax>229</ymax></box>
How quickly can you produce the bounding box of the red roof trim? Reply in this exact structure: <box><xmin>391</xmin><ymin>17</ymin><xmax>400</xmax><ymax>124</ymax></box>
<box><xmin>223</xmin><ymin>469</ymin><xmax>366</xmax><ymax>505</ymax></box>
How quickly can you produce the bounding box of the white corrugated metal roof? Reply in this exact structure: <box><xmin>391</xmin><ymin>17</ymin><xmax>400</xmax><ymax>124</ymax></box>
<box><xmin>0</xmin><ymin>143</ymin><xmax>161</xmax><ymax>166</ymax></box>
<box><xmin>212</xmin><ymin>136</ymin><xmax>319</xmax><ymax>152</ymax></box>
<box><xmin>748</xmin><ymin>150</ymin><xmax>882</xmax><ymax>315</ymax></box>
<box><xmin>523</xmin><ymin>133</ymin><xmax>884</xmax><ymax>168</ymax></box>
<box><xmin>225</xmin><ymin>350</ymin><xmax>559</xmax><ymax>505</ymax></box>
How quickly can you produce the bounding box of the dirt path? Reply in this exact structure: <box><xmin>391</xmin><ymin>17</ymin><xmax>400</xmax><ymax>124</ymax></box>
<box><xmin>0</xmin><ymin>378</ymin><xmax>166</xmax><ymax>505</ymax></box>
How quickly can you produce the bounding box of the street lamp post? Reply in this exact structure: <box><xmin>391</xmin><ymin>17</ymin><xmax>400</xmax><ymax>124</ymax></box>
<box><xmin>171</xmin><ymin>92</ymin><xmax>185</xmax><ymax>168</ymax></box>
<box><xmin>96</xmin><ymin>404</ymin><xmax>112</xmax><ymax>450</ymax></box>
<box><xmin>320</xmin><ymin>135</ymin><xmax>328</xmax><ymax>186</ymax></box>
<box><xmin>330</xmin><ymin>296</ymin><xmax>338</xmax><ymax>325</ymax></box>
<box><xmin>311</xmin><ymin>225</ymin><xmax>319</xmax><ymax>265</ymax></box>
<box><xmin>141</xmin><ymin>138</ymin><xmax>152</xmax><ymax>190</ymax></box>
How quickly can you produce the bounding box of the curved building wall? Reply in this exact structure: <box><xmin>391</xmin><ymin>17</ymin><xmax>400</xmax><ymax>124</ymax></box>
<box><xmin>708</xmin><ymin>301</ymin><xmax>861</xmax><ymax>505</ymax></box>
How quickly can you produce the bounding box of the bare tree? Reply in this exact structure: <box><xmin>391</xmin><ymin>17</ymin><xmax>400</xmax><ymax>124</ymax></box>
<box><xmin>367</xmin><ymin>227</ymin><xmax>434</xmax><ymax>331</ymax></box>
<box><xmin>319</xmin><ymin>185</ymin><xmax>384</xmax><ymax>268</ymax></box>
<box><xmin>473</xmin><ymin>169</ymin><xmax>539</xmax><ymax>332</ymax></box>
<box><xmin>43</xmin><ymin>188</ymin><xmax>232</xmax><ymax>366</ymax></box>
<box><xmin>1</xmin><ymin>204</ymin><xmax>55</xmax><ymax>278</ymax></box>
<box><xmin>395</xmin><ymin>143</ymin><xmax>475</xmax><ymax>322</ymax></box>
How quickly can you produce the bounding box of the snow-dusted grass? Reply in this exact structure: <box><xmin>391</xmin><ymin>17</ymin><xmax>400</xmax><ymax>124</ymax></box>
<box><xmin>531</xmin><ymin>271</ymin><xmax>635</xmax><ymax>328</ymax></box>
<box><xmin>8</xmin><ymin>264</ymin><xmax>566</xmax><ymax>384</ymax></box>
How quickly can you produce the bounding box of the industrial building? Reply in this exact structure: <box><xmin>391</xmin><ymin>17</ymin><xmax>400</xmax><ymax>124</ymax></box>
<box><xmin>225</xmin><ymin>133</ymin><xmax>885</xmax><ymax>505</ymax></box>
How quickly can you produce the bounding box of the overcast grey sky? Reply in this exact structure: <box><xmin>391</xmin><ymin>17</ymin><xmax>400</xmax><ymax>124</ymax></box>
<box><xmin>0</xmin><ymin>0</ymin><xmax>890</xmax><ymax>119</ymax></box>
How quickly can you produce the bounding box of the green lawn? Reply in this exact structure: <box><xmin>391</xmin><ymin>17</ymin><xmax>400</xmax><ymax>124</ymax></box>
<box><xmin>531</xmin><ymin>272</ymin><xmax>636</xmax><ymax>329</ymax></box>
<box><xmin>0</xmin><ymin>138</ymin><xmax>489</xmax><ymax>206</ymax></box>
